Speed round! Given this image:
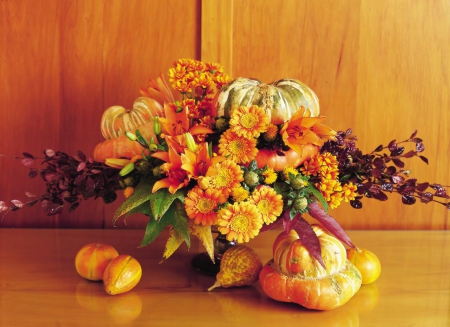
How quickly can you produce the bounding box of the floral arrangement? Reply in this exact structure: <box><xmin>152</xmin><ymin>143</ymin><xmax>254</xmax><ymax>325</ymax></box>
<box><xmin>2</xmin><ymin>58</ymin><xmax>449</xmax><ymax>265</ymax></box>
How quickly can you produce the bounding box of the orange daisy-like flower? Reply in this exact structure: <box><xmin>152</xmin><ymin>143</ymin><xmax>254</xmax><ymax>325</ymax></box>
<box><xmin>218</xmin><ymin>130</ymin><xmax>258</xmax><ymax>164</ymax></box>
<box><xmin>280</xmin><ymin>107</ymin><xmax>337</xmax><ymax>156</ymax></box>
<box><xmin>185</xmin><ymin>186</ymin><xmax>226</xmax><ymax>226</ymax></box>
<box><xmin>206</xmin><ymin>159</ymin><xmax>244</xmax><ymax>197</ymax></box>
<box><xmin>217</xmin><ymin>202</ymin><xmax>263</xmax><ymax>243</ymax></box>
<box><xmin>249</xmin><ymin>186</ymin><xmax>284</xmax><ymax>224</ymax></box>
<box><xmin>229</xmin><ymin>105</ymin><xmax>269</xmax><ymax>139</ymax></box>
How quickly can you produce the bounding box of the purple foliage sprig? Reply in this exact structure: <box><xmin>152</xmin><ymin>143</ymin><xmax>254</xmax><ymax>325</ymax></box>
<box><xmin>0</xmin><ymin>150</ymin><xmax>122</xmax><ymax>218</ymax></box>
<box><xmin>321</xmin><ymin>129</ymin><xmax>450</xmax><ymax>209</ymax></box>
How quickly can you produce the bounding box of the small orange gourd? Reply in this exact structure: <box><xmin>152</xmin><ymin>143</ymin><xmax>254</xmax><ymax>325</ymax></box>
<box><xmin>103</xmin><ymin>254</ymin><xmax>142</xmax><ymax>295</ymax></box>
<box><xmin>259</xmin><ymin>225</ymin><xmax>362</xmax><ymax>310</ymax></box>
<box><xmin>75</xmin><ymin>243</ymin><xmax>119</xmax><ymax>281</ymax></box>
<box><xmin>254</xmin><ymin>145</ymin><xmax>319</xmax><ymax>170</ymax></box>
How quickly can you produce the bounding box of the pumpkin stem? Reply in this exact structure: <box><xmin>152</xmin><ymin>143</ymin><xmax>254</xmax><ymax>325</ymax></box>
<box><xmin>207</xmin><ymin>280</ymin><xmax>222</xmax><ymax>292</ymax></box>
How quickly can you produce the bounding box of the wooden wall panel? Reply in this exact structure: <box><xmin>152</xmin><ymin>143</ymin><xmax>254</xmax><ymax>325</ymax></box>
<box><xmin>202</xmin><ymin>0</ymin><xmax>450</xmax><ymax>230</ymax></box>
<box><xmin>1</xmin><ymin>0</ymin><xmax>448</xmax><ymax>230</ymax></box>
<box><xmin>0</xmin><ymin>0</ymin><xmax>201</xmax><ymax>228</ymax></box>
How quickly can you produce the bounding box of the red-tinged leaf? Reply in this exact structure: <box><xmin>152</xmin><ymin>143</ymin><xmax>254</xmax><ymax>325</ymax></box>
<box><xmin>416</xmin><ymin>142</ymin><xmax>425</xmax><ymax>153</ymax></box>
<box><xmin>411</xmin><ymin>137</ymin><xmax>423</xmax><ymax>143</ymax></box>
<box><xmin>419</xmin><ymin>155</ymin><xmax>428</xmax><ymax>164</ymax></box>
<box><xmin>386</xmin><ymin>166</ymin><xmax>397</xmax><ymax>175</ymax></box>
<box><xmin>45</xmin><ymin>149</ymin><xmax>55</xmax><ymax>157</ymax></box>
<box><xmin>22</xmin><ymin>152</ymin><xmax>34</xmax><ymax>159</ymax></box>
<box><xmin>350</xmin><ymin>199</ymin><xmax>363</xmax><ymax>209</ymax></box>
<box><xmin>371</xmin><ymin>168</ymin><xmax>382</xmax><ymax>178</ymax></box>
<box><xmin>90</xmin><ymin>169</ymin><xmax>101</xmax><ymax>174</ymax></box>
<box><xmin>416</xmin><ymin>182</ymin><xmax>430</xmax><ymax>192</ymax></box>
<box><xmin>392</xmin><ymin>158</ymin><xmax>405</xmax><ymax>168</ymax></box>
<box><xmin>0</xmin><ymin>201</ymin><xmax>10</xmax><ymax>213</ymax></box>
<box><xmin>25</xmin><ymin>192</ymin><xmax>37</xmax><ymax>198</ymax></box>
<box><xmin>373</xmin><ymin>158</ymin><xmax>385</xmax><ymax>169</ymax></box>
<box><xmin>403</xmin><ymin>150</ymin><xmax>416</xmax><ymax>158</ymax></box>
<box><xmin>77</xmin><ymin>151</ymin><xmax>86</xmax><ymax>162</ymax></box>
<box><xmin>259</xmin><ymin>218</ymin><xmax>282</xmax><ymax>233</ymax></box>
<box><xmin>402</xmin><ymin>194</ymin><xmax>416</xmax><ymax>205</ymax></box>
<box><xmin>28</xmin><ymin>168</ymin><xmax>38</xmax><ymax>178</ymax></box>
<box><xmin>391</xmin><ymin>175</ymin><xmax>405</xmax><ymax>184</ymax></box>
<box><xmin>77</xmin><ymin>161</ymin><xmax>86</xmax><ymax>172</ymax></box>
<box><xmin>282</xmin><ymin>210</ymin><xmax>297</xmax><ymax>234</ymax></box>
<box><xmin>420</xmin><ymin>192</ymin><xmax>433</xmax><ymax>203</ymax></box>
<box><xmin>11</xmin><ymin>200</ymin><xmax>24</xmax><ymax>208</ymax></box>
<box><xmin>373</xmin><ymin>145</ymin><xmax>383</xmax><ymax>152</ymax></box>
<box><xmin>409</xmin><ymin>130</ymin><xmax>418</xmax><ymax>139</ymax></box>
<box><xmin>21</xmin><ymin>157</ymin><xmax>34</xmax><ymax>167</ymax></box>
<box><xmin>27</xmin><ymin>200</ymin><xmax>38</xmax><ymax>207</ymax></box>
<box><xmin>292</xmin><ymin>216</ymin><xmax>325</xmax><ymax>269</ymax></box>
<box><xmin>308</xmin><ymin>202</ymin><xmax>355</xmax><ymax>248</ymax></box>
<box><xmin>388</xmin><ymin>140</ymin><xmax>397</xmax><ymax>151</ymax></box>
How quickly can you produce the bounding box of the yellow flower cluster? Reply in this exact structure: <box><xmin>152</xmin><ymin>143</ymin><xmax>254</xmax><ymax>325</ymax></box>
<box><xmin>301</xmin><ymin>153</ymin><xmax>357</xmax><ymax>209</ymax></box>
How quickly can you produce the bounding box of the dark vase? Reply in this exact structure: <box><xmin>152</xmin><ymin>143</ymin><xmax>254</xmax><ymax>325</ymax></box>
<box><xmin>191</xmin><ymin>233</ymin><xmax>236</xmax><ymax>275</ymax></box>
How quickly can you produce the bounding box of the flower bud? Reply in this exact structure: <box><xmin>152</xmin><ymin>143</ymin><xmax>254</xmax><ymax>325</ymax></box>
<box><xmin>294</xmin><ymin>197</ymin><xmax>308</xmax><ymax>211</ymax></box>
<box><xmin>244</xmin><ymin>171</ymin><xmax>259</xmax><ymax>188</ymax></box>
<box><xmin>125</xmin><ymin>132</ymin><xmax>137</xmax><ymax>141</ymax></box>
<box><xmin>184</xmin><ymin>132</ymin><xmax>198</xmax><ymax>152</ymax></box>
<box><xmin>153</xmin><ymin>116</ymin><xmax>162</xmax><ymax>136</ymax></box>
<box><xmin>119</xmin><ymin>162</ymin><xmax>135</xmax><ymax>176</ymax></box>
<box><xmin>105</xmin><ymin>158</ymin><xmax>131</xmax><ymax>169</ymax></box>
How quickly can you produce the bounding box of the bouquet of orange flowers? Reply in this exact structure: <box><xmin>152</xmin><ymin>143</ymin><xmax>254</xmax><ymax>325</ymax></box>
<box><xmin>2</xmin><ymin>58</ymin><xmax>449</xmax><ymax>264</ymax></box>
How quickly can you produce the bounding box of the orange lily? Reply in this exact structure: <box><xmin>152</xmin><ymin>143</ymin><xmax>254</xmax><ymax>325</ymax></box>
<box><xmin>181</xmin><ymin>143</ymin><xmax>225</xmax><ymax>180</ymax></box>
<box><xmin>151</xmin><ymin>145</ymin><xmax>190</xmax><ymax>194</ymax></box>
<box><xmin>280</xmin><ymin>107</ymin><xmax>337</xmax><ymax>155</ymax></box>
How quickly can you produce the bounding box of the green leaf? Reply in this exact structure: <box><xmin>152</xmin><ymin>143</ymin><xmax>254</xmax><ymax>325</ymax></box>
<box><xmin>149</xmin><ymin>188</ymin><xmax>186</xmax><ymax>221</ymax></box>
<box><xmin>139</xmin><ymin>214</ymin><xmax>169</xmax><ymax>247</ymax></box>
<box><xmin>139</xmin><ymin>199</ymin><xmax>190</xmax><ymax>248</ymax></box>
<box><xmin>135</xmin><ymin>129</ymin><xmax>149</xmax><ymax>147</ymax></box>
<box><xmin>308</xmin><ymin>182</ymin><xmax>329</xmax><ymax>213</ymax></box>
<box><xmin>113</xmin><ymin>180</ymin><xmax>154</xmax><ymax>224</ymax></box>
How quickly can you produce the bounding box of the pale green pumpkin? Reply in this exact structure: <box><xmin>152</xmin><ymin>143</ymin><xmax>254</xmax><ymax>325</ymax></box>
<box><xmin>212</xmin><ymin>77</ymin><xmax>320</xmax><ymax>125</ymax></box>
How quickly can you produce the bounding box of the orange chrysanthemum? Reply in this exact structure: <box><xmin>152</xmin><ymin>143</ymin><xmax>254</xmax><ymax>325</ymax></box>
<box><xmin>218</xmin><ymin>130</ymin><xmax>258</xmax><ymax>164</ymax></box>
<box><xmin>206</xmin><ymin>159</ymin><xmax>244</xmax><ymax>197</ymax></box>
<box><xmin>185</xmin><ymin>186</ymin><xmax>226</xmax><ymax>226</ymax></box>
<box><xmin>217</xmin><ymin>202</ymin><xmax>263</xmax><ymax>243</ymax></box>
<box><xmin>229</xmin><ymin>105</ymin><xmax>269</xmax><ymax>139</ymax></box>
<box><xmin>280</xmin><ymin>107</ymin><xmax>337</xmax><ymax>156</ymax></box>
<box><xmin>249</xmin><ymin>186</ymin><xmax>283</xmax><ymax>224</ymax></box>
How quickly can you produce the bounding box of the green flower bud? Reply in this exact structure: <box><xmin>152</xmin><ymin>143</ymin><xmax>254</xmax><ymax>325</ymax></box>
<box><xmin>153</xmin><ymin>116</ymin><xmax>162</xmax><ymax>136</ymax></box>
<box><xmin>185</xmin><ymin>132</ymin><xmax>198</xmax><ymax>152</ymax></box>
<box><xmin>119</xmin><ymin>162</ymin><xmax>135</xmax><ymax>176</ymax></box>
<box><xmin>244</xmin><ymin>171</ymin><xmax>259</xmax><ymax>188</ymax></box>
<box><xmin>294</xmin><ymin>197</ymin><xmax>308</xmax><ymax>211</ymax></box>
<box><xmin>291</xmin><ymin>177</ymin><xmax>307</xmax><ymax>190</ymax></box>
<box><xmin>125</xmin><ymin>131</ymin><xmax>137</xmax><ymax>141</ymax></box>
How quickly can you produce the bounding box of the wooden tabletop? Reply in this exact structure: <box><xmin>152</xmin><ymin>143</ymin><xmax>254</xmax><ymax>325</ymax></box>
<box><xmin>1</xmin><ymin>227</ymin><xmax>449</xmax><ymax>327</ymax></box>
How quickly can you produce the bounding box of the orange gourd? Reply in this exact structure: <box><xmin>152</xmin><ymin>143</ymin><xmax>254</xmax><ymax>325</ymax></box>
<box><xmin>75</xmin><ymin>243</ymin><xmax>119</xmax><ymax>281</ymax></box>
<box><xmin>259</xmin><ymin>225</ymin><xmax>362</xmax><ymax>310</ymax></box>
<box><xmin>346</xmin><ymin>247</ymin><xmax>381</xmax><ymax>284</ymax></box>
<box><xmin>254</xmin><ymin>145</ymin><xmax>319</xmax><ymax>170</ymax></box>
<box><xmin>93</xmin><ymin>121</ymin><xmax>157</xmax><ymax>162</ymax></box>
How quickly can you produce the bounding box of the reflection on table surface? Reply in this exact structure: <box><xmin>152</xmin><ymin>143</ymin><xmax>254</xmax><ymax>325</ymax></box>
<box><xmin>0</xmin><ymin>228</ymin><xmax>449</xmax><ymax>326</ymax></box>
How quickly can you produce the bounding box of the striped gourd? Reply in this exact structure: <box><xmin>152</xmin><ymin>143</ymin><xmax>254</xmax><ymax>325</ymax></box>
<box><xmin>100</xmin><ymin>96</ymin><xmax>163</xmax><ymax>140</ymax></box>
<box><xmin>259</xmin><ymin>225</ymin><xmax>362</xmax><ymax>310</ymax></box>
<box><xmin>213</xmin><ymin>78</ymin><xmax>320</xmax><ymax>125</ymax></box>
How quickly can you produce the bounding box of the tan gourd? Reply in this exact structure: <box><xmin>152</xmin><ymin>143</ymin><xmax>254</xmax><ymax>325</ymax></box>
<box><xmin>259</xmin><ymin>225</ymin><xmax>362</xmax><ymax>310</ymax></box>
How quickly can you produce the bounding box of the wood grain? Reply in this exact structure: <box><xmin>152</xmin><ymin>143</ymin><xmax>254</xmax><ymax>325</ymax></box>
<box><xmin>0</xmin><ymin>0</ymin><xmax>448</xmax><ymax>229</ymax></box>
<box><xmin>1</xmin><ymin>228</ymin><xmax>450</xmax><ymax>325</ymax></box>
